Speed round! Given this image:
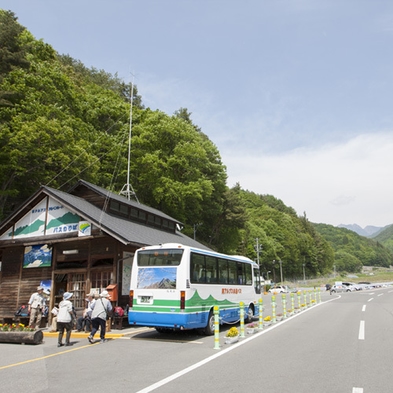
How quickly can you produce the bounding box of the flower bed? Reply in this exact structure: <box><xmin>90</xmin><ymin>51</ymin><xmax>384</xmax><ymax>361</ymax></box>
<box><xmin>0</xmin><ymin>323</ymin><xmax>34</xmax><ymax>332</ymax></box>
<box><xmin>0</xmin><ymin>323</ymin><xmax>43</xmax><ymax>345</ymax></box>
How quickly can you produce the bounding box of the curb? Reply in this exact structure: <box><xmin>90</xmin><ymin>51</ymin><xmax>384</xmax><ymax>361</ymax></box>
<box><xmin>43</xmin><ymin>328</ymin><xmax>141</xmax><ymax>339</ymax></box>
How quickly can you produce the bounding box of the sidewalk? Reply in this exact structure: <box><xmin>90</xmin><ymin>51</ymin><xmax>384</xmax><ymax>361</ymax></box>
<box><xmin>42</xmin><ymin>324</ymin><xmax>143</xmax><ymax>339</ymax></box>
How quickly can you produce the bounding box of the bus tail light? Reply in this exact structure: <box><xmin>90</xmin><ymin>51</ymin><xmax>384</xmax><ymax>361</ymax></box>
<box><xmin>180</xmin><ymin>291</ymin><xmax>185</xmax><ymax>310</ymax></box>
<box><xmin>129</xmin><ymin>290</ymin><xmax>134</xmax><ymax>308</ymax></box>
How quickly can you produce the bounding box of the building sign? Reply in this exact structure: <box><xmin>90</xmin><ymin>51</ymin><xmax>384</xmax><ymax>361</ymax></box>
<box><xmin>23</xmin><ymin>244</ymin><xmax>52</xmax><ymax>268</ymax></box>
<box><xmin>78</xmin><ymin>221</ymin><xmax>91</xmax><ymax>237</ymax></box>
<box><xmin>0</xmin><ymin>196</ymin><xmax>81</xmax><ymax>240</ymax></box>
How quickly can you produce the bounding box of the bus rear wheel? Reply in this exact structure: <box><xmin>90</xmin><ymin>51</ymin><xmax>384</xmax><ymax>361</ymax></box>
<box><xmin>203</xmin><ymin>310</ymin><xmax>215</xmax><ymax>336</ymax></box>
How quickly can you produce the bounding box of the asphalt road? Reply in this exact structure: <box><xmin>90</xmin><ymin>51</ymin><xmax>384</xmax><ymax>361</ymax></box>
<box><xmin>1</xmin><ymin>288</ymin><xmax>392</xmax><ymax>393</ymax></box>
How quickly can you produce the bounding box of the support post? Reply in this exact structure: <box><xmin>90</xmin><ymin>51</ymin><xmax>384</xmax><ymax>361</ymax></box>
<box><xmin>214</xmin><ymin>305</ymin><xmax>220</xmax><ymax>350</ymax></box>
<box><xmin>282</xmin><ymin>294</ymin><xmax>287</xmax><ymax>319</ymax></box>
<box><xmin>239</xmin><ymin>302</ymin><xmax>245</xmax><ymax>338</ymax></box>
<box><xmin>271</xmin><ymin>295</ymin><xmax>276</xmax><ymax>323</ymax></box>
<box><xmin>258</xmin><ymin>298</ymin><xmax>263</xmax><ymax>330</ymax></box>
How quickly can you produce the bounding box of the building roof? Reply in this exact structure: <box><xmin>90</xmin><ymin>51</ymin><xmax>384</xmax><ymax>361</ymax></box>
<box><xmin>0</xmin><ymin>180</ymin><xmax>211</xmax><ymax>251</ymax></box>
<box><xmin>68</xmin><ymin>179</ymin><xmax>182</xmax><ymax>224</ymax></box>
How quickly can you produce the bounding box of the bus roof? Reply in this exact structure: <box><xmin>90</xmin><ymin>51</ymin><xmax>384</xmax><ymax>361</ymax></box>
<box><xmin>137</xmin><ymin>243</ymin><xmax>258</xmax><ymax>266</ymax></box>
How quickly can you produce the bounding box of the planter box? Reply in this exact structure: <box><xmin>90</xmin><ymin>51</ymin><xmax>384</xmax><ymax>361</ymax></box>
<box><xmin>0</xmin><ymin>330</ymin><xmax>43</xmax><ymax>345</ymax></box>
<box><xmin>225</xmin><ymin>335</ymin><xmax>239</xmax><ymax>344</ymax></box>
<box><xmin>246</xmin><ymin>328</ymin><xmax>256</xmax><ymax>334</ymax></box>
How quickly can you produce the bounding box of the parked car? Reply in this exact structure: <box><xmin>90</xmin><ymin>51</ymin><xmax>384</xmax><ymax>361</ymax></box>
<box><xmin>342</xmin><ymin>282</ymin><xmax>361</xmax><ymax>291</ymax></box>
<box><xmin>330</xmin><ymin>284</ymin><xmax>351</xmax><ymax>293</ymax></box>
<box><xmin>268</xmin><ymin>285</ymin><xmax>289</xmax><ymax>294</ymax></box>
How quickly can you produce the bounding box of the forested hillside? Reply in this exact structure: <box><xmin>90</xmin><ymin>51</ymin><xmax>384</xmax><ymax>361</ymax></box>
<box><xmin>372</xmin><ymin>224</ymin><xmax>393</xmax><ymax>253</ymax></box>
<box><xmin>1</xmin><ymin>10</ymin><xmax>392</xmax><ymax>278</ymax></box>
<box><xmin>313</xmin><ymin>223</ymin><xmax>393</xmax><ymax>272</ymax></box>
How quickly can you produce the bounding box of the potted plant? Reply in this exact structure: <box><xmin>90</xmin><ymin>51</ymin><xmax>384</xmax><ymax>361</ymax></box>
<box><xmin>246</xmin><ymin>322</ymin><xmax>257</xmax><ymax>334</ymax></box>
<box><xmin>263</xmin><ymin>315</ymin><xmax>271</xmax><ymax>326</ymax></box>
<box><xmin>225</xmin><ymin>327</ymin><xmax>239</xmax><ymax>344</ymax></box>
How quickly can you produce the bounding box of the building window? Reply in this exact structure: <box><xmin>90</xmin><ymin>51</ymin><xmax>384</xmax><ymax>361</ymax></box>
<box><xmin>109</xmin><ymin>200</ymin><xmax>120</xmax><ymax>212</ymax></box>
<box><xmin>68</xmin><ymin>273</ymin><xmax>86</xmax><ymax>308</ymax></box>
<box><xmin>91</xmin><ymin>271</ymin><xmax>112</xmax><ymax>292</ymax></box>
<box><xmin>119</xmin><ymin>204</ymin><xmax>128</xmax><ymax>216</ymax></box>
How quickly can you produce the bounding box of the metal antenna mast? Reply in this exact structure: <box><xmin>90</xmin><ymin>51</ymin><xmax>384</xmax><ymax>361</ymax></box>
<box><xmin>120</xmin><ymin>76</ymin><xmax>139</xmax><ymax>202</ymax></box>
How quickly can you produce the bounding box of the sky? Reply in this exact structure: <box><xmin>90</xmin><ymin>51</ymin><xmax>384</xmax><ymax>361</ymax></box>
<box><xmin>2</xmin><ymin>0</ymin><xmax>393</xmax><ymax>228</ymax></box>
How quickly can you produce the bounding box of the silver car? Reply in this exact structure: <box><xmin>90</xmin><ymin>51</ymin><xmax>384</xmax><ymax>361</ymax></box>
<box><xmin>330</xmin><ymin>284</ymin><xmax>351</xmax><ymax>293</ymax></box>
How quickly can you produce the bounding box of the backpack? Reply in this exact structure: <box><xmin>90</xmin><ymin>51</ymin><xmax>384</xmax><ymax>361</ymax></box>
<box><xmin>15</xmin><ymin>304</ymin><xmax>29</xmax><ymax>317</ymax></box>
<box><xmin>114</xmin><ymin>306</ymin><xmax>124</xmax><ymax>317</ymax></box>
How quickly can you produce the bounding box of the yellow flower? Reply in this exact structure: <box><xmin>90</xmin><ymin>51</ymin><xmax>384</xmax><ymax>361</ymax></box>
<box><xmin>226</xmin><ymin>327</ymin><xmax>239</xmax><ymax>337</ymax></box>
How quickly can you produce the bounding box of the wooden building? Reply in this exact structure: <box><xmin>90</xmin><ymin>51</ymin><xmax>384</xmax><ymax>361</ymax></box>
<box><xmin>0</xmin><ymin>179</ymin><xmax>209</xmax><ymax>320</ymax></box>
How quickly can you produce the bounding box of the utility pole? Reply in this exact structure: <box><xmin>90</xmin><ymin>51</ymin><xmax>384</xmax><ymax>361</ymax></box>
<box><xmin>254</xmin><ymin>238</ymin><xmax>263</xmax><ymax>268</ymax></box>
<box><xmin>279</xmin><ymin>260</ymin><xmax>283</xmax><ymax>283</ymax></box>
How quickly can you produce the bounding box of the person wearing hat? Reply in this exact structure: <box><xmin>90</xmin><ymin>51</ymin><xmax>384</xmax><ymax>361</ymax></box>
<box><xmin>28</xmin><ymin>286</ymin><xmax>46</xmax><ymax>329</ymax></box>
<box><xmin>88</xmin><ymin>290</ymin><xmax>112</xmax><ymax>344</ymax></box>
<box><xmin>76</xmin><ymin>292</ymin><xmax>96</xmax><ymax>332</ymax></box>
<box><xmin>57</xmin><ymin>292</ymin><xmax>74</xmax><ymax>347</ymax></box>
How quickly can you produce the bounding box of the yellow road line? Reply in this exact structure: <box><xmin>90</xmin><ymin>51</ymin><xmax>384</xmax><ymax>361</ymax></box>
<box><xmin>0</xmin><ymin>343</ymin><xmax>99</xmax><ymax>371</ymax></box>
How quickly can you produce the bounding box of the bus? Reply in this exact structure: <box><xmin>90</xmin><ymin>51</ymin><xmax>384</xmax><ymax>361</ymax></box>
<box><xmin>128</xmin><ymin>243</ymin><xmax>261</xmax><ymax>335</ymax></box>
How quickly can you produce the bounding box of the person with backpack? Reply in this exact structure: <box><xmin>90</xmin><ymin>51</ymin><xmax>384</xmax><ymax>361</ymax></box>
<box><xmin>88</xmin><ymin>290</ymin><xmax>112</xmax><ymax>344</ymax></box>
<box><xmin>57</xmin><ymin>292</ymin><xmax>74</xmax><ymax>347</ymax></box>
<box><xmin>76</xmin><ymin>293</ymin><xmax>95</xmax><ymax>332</ymax></box>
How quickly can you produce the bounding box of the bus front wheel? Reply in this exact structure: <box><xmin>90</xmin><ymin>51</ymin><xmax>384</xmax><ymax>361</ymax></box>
<box><xmin>204</xmin><ymin>310</ymin><xmax>215</xmax><ymax>336</ymax></box>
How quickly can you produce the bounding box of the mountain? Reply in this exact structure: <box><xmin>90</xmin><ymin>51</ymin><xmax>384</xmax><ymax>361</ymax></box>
<box><xmin>337</xmin><ymin>224</ymin><xmax>387</xmax><ymax>237</ymax></box>
<box><xmin>372</xmin><ymin>225</ymin><xmax>393</xmax><ymax>253</ymax></box>
<box><xmin>314</xmin><ymin>223</ymin><xmax>393</xmax><ymax>270</ymax></box>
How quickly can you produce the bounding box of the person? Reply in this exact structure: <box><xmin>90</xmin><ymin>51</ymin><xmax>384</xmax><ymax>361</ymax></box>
<box><xmin>28</xmin><ymin>286</ymin><xmax>46</xmax><ymax>329</ymax></box>
<box><xmin>76</xmin><ymin>293</ymin><xmax>96</xmax><ymax>332</ymax></box>
<box><xmin>57</xmin><ymin>292</ymin><xmax>74</xmax><ymax>347</ymax></box>
<box><xmin>49</xmin><ymin>305</ymin><xmax>59</xmax><ymax>333</ymax></box>
<box><xmin>88</xmin><ymin>290</ymin><xmax>112</xmax><ymax>344</ymax></box>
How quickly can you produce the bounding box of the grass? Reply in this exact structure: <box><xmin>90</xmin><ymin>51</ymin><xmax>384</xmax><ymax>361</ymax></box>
<box><xmin>285</xmin><ymin>269</ymin><xmax>393</xmax><ymax>289</ymax></box>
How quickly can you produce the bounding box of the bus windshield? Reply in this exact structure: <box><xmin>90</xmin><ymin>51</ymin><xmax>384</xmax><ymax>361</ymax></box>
<box><xmin>137</xmin><ymin>249</ymin><xmax>184</xmax><ymax>266</ymax></box>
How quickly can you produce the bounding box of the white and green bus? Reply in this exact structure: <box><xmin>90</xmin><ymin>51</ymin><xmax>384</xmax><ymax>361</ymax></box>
<box><xmin>128</xmin><ymin>243</ymin><xmax>261</xmax><ymax>335</ymax></box>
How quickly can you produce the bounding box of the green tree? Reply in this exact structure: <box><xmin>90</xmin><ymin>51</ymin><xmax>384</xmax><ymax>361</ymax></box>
<box><xmin>0</xmin><ymin>10</ymin><xmax>30</xmax><ymax>108</ymax></box>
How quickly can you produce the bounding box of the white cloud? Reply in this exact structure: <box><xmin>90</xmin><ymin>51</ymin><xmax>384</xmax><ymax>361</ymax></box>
<box><xmin>224</xmin><ymin>132</ymin><xmax>393</xmax><ymax>227</ymax></box>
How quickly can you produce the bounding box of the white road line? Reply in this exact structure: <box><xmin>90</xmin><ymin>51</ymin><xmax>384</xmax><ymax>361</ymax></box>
<box><xmin>358</xmin><ymin>320</ymin><xmax>365</xmax><ymax>340</ymax></box>
<box><xmin>368</xmin><ymin>298</ymin><xmax>373</xmax><ymax>302</ymax></box>
<box><xmin>362</xmin><ymin>305</ymin><xmax>366</xmax><ymax>312</ymax></box>
<box><xmin>353</xmin><ymin>388</ymin><xmax>363</xmax><ymax>393</ymax></box>
<box><xmin>378</xmin><ymin>293</ymin><xmax>383</xmax><ymax>297</ymax></box>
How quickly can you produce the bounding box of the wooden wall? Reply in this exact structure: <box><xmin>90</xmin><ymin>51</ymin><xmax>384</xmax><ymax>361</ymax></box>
<box><xmin>0</xmin><ymin>247</ymin><xmax>51</xmax><ymax>318</ymax></box>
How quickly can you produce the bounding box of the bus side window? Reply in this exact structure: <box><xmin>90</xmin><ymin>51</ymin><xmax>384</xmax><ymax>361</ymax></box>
<box><xmin>200</xmin><ymin>268</ymin><xmax>206</xmax><ymax>283</ymax></box>
<box><xmin>192</xmin><ymin>269</ymin><xmax>199</xmax><ymax>282</ymax></box>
